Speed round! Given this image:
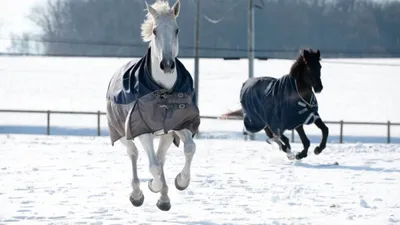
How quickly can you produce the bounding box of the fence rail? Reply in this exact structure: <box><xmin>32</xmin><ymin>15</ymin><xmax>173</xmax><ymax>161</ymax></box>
<box><xmin>0</xmin><ymin>109</ymin><xmax>399</xmax><ymax>144</ymax></box>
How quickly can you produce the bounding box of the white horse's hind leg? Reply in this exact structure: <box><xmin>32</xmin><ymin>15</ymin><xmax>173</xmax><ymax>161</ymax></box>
<box><xmin>138</xmin><ymin>133</ymin><xmax>171</xmax><ymax>211</ymax></box>
<box><xmin>119</xmin><ymin>137</ymin><xmax>144</xmax><ymax>207</ymax></box>
<box><xmin>173</xmin><ymin>129</ymin><xmax>196</xmax><ymax>191</ymax></box>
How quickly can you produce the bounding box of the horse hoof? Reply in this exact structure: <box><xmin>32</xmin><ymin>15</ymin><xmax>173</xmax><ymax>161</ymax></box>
<box><xmin>156</xmin><ymin>201</ymin><xmax>171</xmax><ymax>211</ymax></box>
<box><xmin>129</xmin><ymin>194</ymin><xmax>144</xmax><ymax>207</ymax></box>
<box><xmin>175</xmin><ymin>173</ymin><xmax>190</xmax><ymax>191</ymax></box>
<box><xmin>148</xmin><ymin>179</ymin><xmax>161</xmax><ymax>193</ymax></box>
<box><xmin>295</xmin><ymin>151</ymin><xmax>307</xmax><ymax>160</ymax></box>
<box><xmin>314</xmin><ymin>146</ymin><xmax>324</xmax><ymax>155</ymax></box>
<box><xmin>286</xmin><ymin>152</ymin><xmax>296</xmax><ymax>160</ymax></box>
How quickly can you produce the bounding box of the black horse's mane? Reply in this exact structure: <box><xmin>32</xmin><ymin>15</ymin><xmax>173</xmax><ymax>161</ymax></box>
<box><xmin>289</xmin><ymin>55</ymin><xmax>306</xmax><ymax>78</ymax></box>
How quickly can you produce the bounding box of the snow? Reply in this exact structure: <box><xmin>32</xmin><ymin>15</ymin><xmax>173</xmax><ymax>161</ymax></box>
<box><xmin>0</xmin><ymin>134</ymin><xmax>399</xmax><ymax>224</ymax></box>
<box><xmin>0</xmin><ymin>55</ymin><xmax>400</xmax><ymax>223</ymax></box>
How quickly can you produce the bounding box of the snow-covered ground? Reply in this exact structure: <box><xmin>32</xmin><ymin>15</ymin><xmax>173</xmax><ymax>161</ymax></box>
<box><xmin>1</xmin><ymin>56</ymin><xmax>400</xmax><ymax>224</ymax></box>
<box><xmin>0</xmin><ymin>134</ymin><xmax>399</xmax><ymax>224</ymax></box>
<box><xmin>1</xmin><ymin>56</ymin><xmax>400</xmax><ymax>143</ymax></box>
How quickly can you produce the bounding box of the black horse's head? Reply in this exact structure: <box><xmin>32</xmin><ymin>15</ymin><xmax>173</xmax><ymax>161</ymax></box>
<box><xmin>300</xmin><ymin>49</ymin><xmax>323</xmax><ymax>93</ymax></box>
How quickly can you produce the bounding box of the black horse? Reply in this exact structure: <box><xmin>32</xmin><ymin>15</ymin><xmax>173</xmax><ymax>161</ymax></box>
<box><xmin>222</xmin><ymin>49</ymin><xmax>329</xmax><ymax>160</ymax></box>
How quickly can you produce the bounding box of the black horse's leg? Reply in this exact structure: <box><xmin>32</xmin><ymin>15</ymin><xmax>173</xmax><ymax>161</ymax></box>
<box><xmin>264</xmin><ymin>126</ymin><xmax>274</xmax><ymax>144</ymax></box>
<box><xmin>264</xmin><ymin>127</ymin><xmax>290</xmax><ymax>152</ymax></box>
<box><xmin>264</xmin><ymin>126</ymin><xmax>273</xmax><ymax>138</ymax></box>
<box><xmin>314</xmin><ymin>118</ymin><xmax>329</xmax><ymax>155</ymax></box>
<box><xmin>280</xmin><ymin>134</ymin><xmax>291</xmax><ymax>152</ymax></box>
<box><xmin>264</xmin><ymin>127</ymin><xmax>295</xmax><ymax>159</ymax></box>
<box><xmin>295</xmin><ymin>125</ymin><xmax>310</xmax><ymax>160</ymax></box>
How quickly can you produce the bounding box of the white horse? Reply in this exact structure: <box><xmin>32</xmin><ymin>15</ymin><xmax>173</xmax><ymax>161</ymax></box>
<box><xmin>105</xmin><ymin>0</ymin><xmax>199</xmax><ymax>211</ymax></box>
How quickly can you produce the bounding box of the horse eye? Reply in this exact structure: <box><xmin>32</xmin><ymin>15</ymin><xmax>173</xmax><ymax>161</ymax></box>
<box><xmin>153</xmin><ymin>29</ymin><xmax>157</xmax><ymax>36</ymax></box>
<box><xmin>175</xmin><ymin>28</ymin><xmax>180</xmax><ymax>35</ymax></box>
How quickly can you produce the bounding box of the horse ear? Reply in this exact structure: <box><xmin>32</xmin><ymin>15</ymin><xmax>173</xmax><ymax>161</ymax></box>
<box><xmin>145</xmin><ymin>1</ymin><xmax>158</xmax><ymax>18</ymax></box>
<box><xmin>302</xmin><ymin>49</ymin><xmax>311</xmax><ymax>63</ymax></box>
<box><xmin>316</xmin><ymin>49</ymin><xmax>320</xmax><ymax>58</ymax></box>
<box><xmin>171</xmin><ymin>0</ymin><xmax>180</xmax><ymax>17</ymax></box>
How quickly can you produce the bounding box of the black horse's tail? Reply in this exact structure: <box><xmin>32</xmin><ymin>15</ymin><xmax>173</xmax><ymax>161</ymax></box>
<box><xmin>219</xmin><ymin>108</ymin><xmax>244</xmax><ymax>119</ymax></box>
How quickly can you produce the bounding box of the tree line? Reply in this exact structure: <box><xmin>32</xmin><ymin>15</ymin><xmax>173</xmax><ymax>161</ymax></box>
<box><xmin>10</xmin><ymin>0</ymin><xmax>400</xmax><ymax>58</ymax></box>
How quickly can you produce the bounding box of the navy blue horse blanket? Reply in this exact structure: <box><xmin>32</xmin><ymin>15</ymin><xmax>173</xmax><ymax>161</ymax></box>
<box><xmin>240</xmin><ymin>75</ymin><xmax>319</xmax><ymax>135</ymax></box>
<box><xmin>106</xmin><ymin>47</ymin><xmax>200</xmax><ymax>146</ymax></box>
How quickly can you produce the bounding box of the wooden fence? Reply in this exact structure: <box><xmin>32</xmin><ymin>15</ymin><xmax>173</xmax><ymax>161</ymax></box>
<box><xmin>0</xmin><ymin>109</ymin><xmax>399</xmax><ymax>144</ymax></box>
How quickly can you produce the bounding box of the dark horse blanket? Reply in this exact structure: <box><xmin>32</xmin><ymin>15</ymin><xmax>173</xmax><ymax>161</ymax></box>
<box><xmin>106</xmin><ymin>47</ymin><xmax>200</xmax><ymax>146</ymax></box>
<box><xmin>240</xmin><ymin>75</ymin><xmax>319</xmax><ymax>135</ymax></box>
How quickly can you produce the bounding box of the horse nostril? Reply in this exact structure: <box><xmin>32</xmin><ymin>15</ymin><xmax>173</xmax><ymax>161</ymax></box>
<box><xmin>170</xmin><ymin>61</ymin><xmax>175</xmax><ymax>70</ymax></box>
<box><xmin>159</xmin><ymin>61</ymin><xmax>165</xmax><ymax>70</ymax></box>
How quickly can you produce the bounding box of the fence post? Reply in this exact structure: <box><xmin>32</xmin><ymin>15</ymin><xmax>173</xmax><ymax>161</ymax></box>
<box><xmin>339</xmin><ymin>120</ymin><xmax>343</xmax><ymax>144</ymax></box>
<box><xmin>46</xmin><ymin>110</ymin><xmax>51</xmax><ymax>135</ymax></box>
<box><xmin>97</xmin><ymin>111</ymin><xmax>101</xmax><ymax>136</ymax></box>
<box><xmin>387</xmin><ymin>121</ymin><xmax>391</xmax><ymax>144</ymax></box>
<box><xmin>291</xmin><ymin>130</ymin><xmax>294</xmax><ymax>143</ymax></box>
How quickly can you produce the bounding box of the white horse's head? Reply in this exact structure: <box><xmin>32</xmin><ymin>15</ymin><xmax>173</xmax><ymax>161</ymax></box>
<box><xmin>141</xmin><ymin>0</ymin><xmax>181</xmax><ymax>73</ymax></box>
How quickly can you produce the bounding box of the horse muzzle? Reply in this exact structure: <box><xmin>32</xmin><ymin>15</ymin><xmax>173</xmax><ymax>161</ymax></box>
<box><xmin>160</xmin><ymin>59</ymin><xmax>175</xmax><ymax>74</ymax></box>
<box><xmin>314</xmin><ymin>85</ymin><xmax>323</xmax><ymax>93</ymax></box>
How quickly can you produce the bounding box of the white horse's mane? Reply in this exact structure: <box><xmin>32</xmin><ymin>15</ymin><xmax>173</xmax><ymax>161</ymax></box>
<box><xmin>141</xmin><ymin>1</ymin><xmax>174</xmax><ymax>42</ymax></box>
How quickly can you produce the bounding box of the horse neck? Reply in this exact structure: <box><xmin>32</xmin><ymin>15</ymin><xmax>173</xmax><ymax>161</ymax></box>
<box><xmin>150</xmin><ymin>44</ymin><xmax>177</xmax><ymax>90</ymax></box>
<box><xmin>294</xmin><ymin>71</ymin><xmax>313</xmax><ymax>103</ymax></box>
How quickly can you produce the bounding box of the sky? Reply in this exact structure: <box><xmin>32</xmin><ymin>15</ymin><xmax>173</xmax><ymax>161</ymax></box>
<box><xmin>0</xmin><ymin>0</ymin><xmax>43</xmax><ymax>51</ymax></box>
<box><xmin>0</xmin><ymin>0</ymin><xmax>42</xmax><ymax>35</ymax></box>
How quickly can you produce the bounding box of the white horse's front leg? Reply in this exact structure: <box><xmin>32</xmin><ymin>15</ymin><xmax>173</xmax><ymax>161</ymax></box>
<box><xmin>152</xmin><ymin>133</ymin><xmax>174</xmax><ymax>211</ymax></box>
<box><xmin>119</xmin><ymin>137</ymin><xmax>144</xmax><ymax>207</ymax></box>
<box><xmin>156</xmin><ymin>133</ymin><xmax>174</xmax><ymax>164</ymax></box>
<box><xmin>173</xmin><ymin>129</ymin><xmax>196</xmax><ymax>191</ymax></box>
<box><xmin>138</xmin><ymin>133</ymin><xmax>170</xmax><ymax>211</ymax></box>
<box><xmin>137</xmin><ymin>133</ymin><xmax>162</xmax><ymax>192</ymax></box>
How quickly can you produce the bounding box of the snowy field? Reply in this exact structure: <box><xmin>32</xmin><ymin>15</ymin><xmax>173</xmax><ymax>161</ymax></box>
<box><xmin>0</xmin><ymin>56</ymin><xmax>400</xmax><ymax>143</ymax></box>
<box><xmin>0</xmin><ymin>134</ymin><xmax>399</xmax><ymax>224</ymax></box>
<box><xmin>0</xmin><ymin>56</ymin><xmax>400</xmax><ymax>224</ymax></box>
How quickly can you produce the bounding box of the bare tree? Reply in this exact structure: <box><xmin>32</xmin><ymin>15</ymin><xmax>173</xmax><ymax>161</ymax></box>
<box><xmin>7</xmin><ymin>32</ymin><xmax>41</xmax><ymax>54</ymax></box>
